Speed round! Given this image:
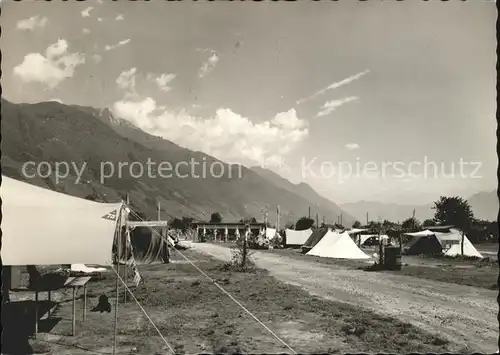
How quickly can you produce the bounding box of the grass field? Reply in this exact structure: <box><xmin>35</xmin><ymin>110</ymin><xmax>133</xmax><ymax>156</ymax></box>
<box><xmin>5</xmin><ymin>249</ymin><xmax>454</xmax><ymax>354</ymax></box>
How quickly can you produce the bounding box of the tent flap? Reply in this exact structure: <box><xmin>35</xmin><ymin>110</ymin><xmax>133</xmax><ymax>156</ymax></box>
<box><xmin>1</xmin><ymin>176</ymin><xmax>123</xmax><ymax>266</ymax></box>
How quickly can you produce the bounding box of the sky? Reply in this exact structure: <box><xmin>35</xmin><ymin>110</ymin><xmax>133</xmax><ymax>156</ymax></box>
<box><xmin>2</xmin><ymin>0</ymin><xmax>497</xmax><ymax>205</ymax></box>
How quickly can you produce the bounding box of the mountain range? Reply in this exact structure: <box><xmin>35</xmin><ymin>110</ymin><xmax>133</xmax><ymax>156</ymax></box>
<box><xmin>1</xmin><ymin>98</ymin><xmax>355</xmax><ymax>227</ymax></box>
<box><xmin>339</xmin><ymin>189</ymin><xmax>498</xmax><ymax>224</ymax></box>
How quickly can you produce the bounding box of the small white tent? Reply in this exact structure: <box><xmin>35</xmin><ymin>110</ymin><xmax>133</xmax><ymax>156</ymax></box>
<box><xmin>307</xmin><ymin>231</ymin><xmax>371</xmax><ymax>259</ymax></box>
<box><xmin>1</xmin><ymin>176</ymin><xmax>125</xmax><ymax>266</ymax></box>
<box><xmin>285</xmin><ymin>228</ymin><xmax>313</xmax><ymax>246</ymax></box>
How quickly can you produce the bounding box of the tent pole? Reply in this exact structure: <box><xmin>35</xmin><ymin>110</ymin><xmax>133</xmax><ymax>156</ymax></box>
<box><xmin>123</xmin><ymin>196</ymin><xmax>130</xmax><ymax>303</ymax></box>
<box><xmin>113</xmin><ymin>205</ymin><xmax>123</xmax><ymax>355</ymax></box>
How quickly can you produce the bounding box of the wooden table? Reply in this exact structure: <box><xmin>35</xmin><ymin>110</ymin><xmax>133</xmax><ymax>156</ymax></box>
<box><xmin>34</xmin><ymin>276</ymin><xmax>92</xmax><ymax>338</ymax></box>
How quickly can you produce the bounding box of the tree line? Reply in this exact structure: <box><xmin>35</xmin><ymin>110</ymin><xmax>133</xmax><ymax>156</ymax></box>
<box><xmin>86</xmin><ymin>194</ymin><xmax>497</xmax><ymax>244</ymax></box>
<box><xmin>292</xmin><ymin>196</ymin><xmax>497</xmax><ymax>244</ymax></box>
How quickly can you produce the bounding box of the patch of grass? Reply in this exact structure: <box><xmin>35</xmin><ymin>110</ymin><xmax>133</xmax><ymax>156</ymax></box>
<box><xmin>20</xmin><ymin>249</ymin><xmax>452</xmax><ymax>354</ymax></box>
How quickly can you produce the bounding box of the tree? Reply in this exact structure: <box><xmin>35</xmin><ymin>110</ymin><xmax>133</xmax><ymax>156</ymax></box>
<box><xmin>352</xmin><ymin>220</ymin><xmax>362</xmax><ymax>228</ymax></box>
<box><xmin>334</xmin><ymin>223</ymin><xmax>344</xmax><ymax>230</ymax></box>
<box><xmin>170</xmin><ymin>218</ymin><xmax>183</xmax><ymax>230</ymax></box>
<box><xmin>432</xmin><ymin>196</ymin><xmax>475</xmax><ymax>231</ymax></box>
<box><xmin>238</xmin><ymin>217</ymin><xmax>257</xmax><ymax>224</ymax></box>
<box><xmin>422</xmin><ymin>219</ymin><xmax>436</xmax><ymax>227</ymax></box>
<box><xmin>401</xmin><ymin>217</ymin><xmax>421</xmax><ymax>232</ymax></box>
<box><xmin>210</xmin><ymin>212</ymin><xmax>222</xmax><ymax>223</ymax></box>
<box><xmin>181</xmin><ymin>217</ymin><xmax>194</xmax><ymax>231</ymax></box>
<box><xmin>295</xmin><ymin>216</ymin><xmax>314</xmax><ymax>230</ymax></box>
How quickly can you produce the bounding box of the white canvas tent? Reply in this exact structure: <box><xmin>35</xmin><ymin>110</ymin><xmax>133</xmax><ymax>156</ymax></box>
<box><xmin>1</xmin><ymin>176</ymin><xmax>125</xmax><ymax>266</ymax></box>
<box><xmin>307</xmin><ymin>231</ymin><xmax>371</xmax><ymax>259</ymax></box>
<box><xmin>285</xmin><ymin>228</ymin><xmax>313</xmax><ymax>246</ymax></box>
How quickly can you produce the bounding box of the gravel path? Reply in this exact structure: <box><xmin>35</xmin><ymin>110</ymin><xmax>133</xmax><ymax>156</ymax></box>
<box><xmin>187</xmin><ymin>242</ymin><xmax>499</xmax><ymax>353</ymax></box>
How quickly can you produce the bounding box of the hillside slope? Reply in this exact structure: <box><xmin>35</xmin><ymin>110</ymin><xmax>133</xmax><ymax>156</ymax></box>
<box><xmin>467</xmin><ymin>190</ymin><xmax>498</xmax><ymax>221</ymax></box>
<box><xmin>250</xmin><ymin>166</ymin><xmax>355</xmax><ymax>226</ymax></box>
<box><xmin>1</xmin><ymin>98</ymin><xmax>352</xmax><ymax>226</ymax></box>
<box><xmin>340</xmin><ymin>190</ymin><xmax>498</xmax><ymax>224</ymax></box>
<box><xmin>339</xmin><ymin>200</ymin><xmax>434</xmax><ymax>224</ymax></box>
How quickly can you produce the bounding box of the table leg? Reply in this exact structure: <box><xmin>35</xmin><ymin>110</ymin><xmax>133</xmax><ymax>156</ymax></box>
<box><xmin>72</xmin><ymin>287</ymin><xmax>76</xmax><ymax>336</ymax></box>
<box><xmin>83</xmin><ymin>285</ymin><xmax>87</xmax><ymax>321</ymax></box>
<box><xmin>34</xmin><ymin>291</ymin><xmax>38</xmax><ymax>338</ymax></box>
<box><xmin>47</xmin><ymin>290</ymin><xmax>51</xmax><ymax>317</ymax></box>
<box><xmin>123</xmin><ymin>267</ymin><xmax>127</xmax><ymax>303</ymax></box>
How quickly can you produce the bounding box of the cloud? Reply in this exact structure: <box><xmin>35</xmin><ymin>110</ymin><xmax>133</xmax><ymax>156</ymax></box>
<box><xmin>97</xmin><ymin>17</ymin><xmax>103</xmax><ymax>23</ymax></box>
<box><xmin>316</xmin><ymin>96</ymin><xmax>359</xmax><ymax>117</ymax></box>
<box><xmin>13</xmin><ymin>39</ymin><xmax>85</xmax><ymax>89</ymax></box>
<box><xmin>17</xmin><ymin>15</ymin><xmax>48</xmax><ymax>30</ymax></box>
<box><xmin>116</xmin><ymin>68</ymin><xmax>137</xmax><ymax>92</ymax></box>
<box><xmin>81</xmin><ymin>7</ymin><xmax>93</xmax><ymax>17</ymax></box>
<box><xmin>104</xmin><ymin>38</ymin><xmax>131</xmax><ymax>51</ymax></box>
<box><xmin>296</xmin><ymin>70</ymin><xmax>369</xmax><ymax>105</ymax></box>
<box><xmin>198</xmin><ymin>52</ymin><xmax>219</xmax><ymax>78</ymax></box>
<box><xmin>345</xmin><ymin>143</ymin><xmax>360</xmax><ymax>150</ymax></box>
<box><xmin>82</xmin><ymin>28</ymin><xmax>91</xmax><ymax>35</ymax></box>
<box><xmin>153</xmin><ymin>73</ymin><xmax>176</xmax><ymax>92</ymax></box>
<box><xmin>116</xmin><ymin>14</ymin><xmax>124</xmax><ymax>21</ymax></box>
<box><xmin>49</xmin><ymin>98</ymin><xmax>63</xmax><ymax>103</ymax></box>
<box><xmin>92</xmin><ymin>54</ymin><xmax>102</xmax><ymax>64</ymax></box>
<box><xmin>112</xmin><ymin>97</ymin><xmax>308</xmax><ymax>167</ymax></box>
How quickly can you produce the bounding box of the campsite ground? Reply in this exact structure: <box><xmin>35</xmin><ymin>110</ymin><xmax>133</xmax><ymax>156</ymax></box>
<box><xmin>265</xmin><ymin>246</ymin><xmax>498</xmax><ymax>290</ymax></box>
<box><xmin>189</xmin><ymin>242</ymin><xmax>498</xmax><ymax>353</ymax></box>
<box><xmin>7</xmin><ymin>249</ymin><xmax>454</xmax><ymax>355</ymax></box>
<box><xmin>215</xmin><ymin>241</ymin><xmax>498</xmax><ymax>290</ymax></box>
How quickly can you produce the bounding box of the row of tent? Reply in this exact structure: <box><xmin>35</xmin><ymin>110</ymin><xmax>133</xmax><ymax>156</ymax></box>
<box><xmin>279</xmin><ymin>226</ymin><xmax>484</xmax><ymax>259</ymax></box>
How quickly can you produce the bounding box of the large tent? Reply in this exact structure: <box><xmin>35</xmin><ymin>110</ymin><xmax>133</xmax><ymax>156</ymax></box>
<box><xmin>301</xmin><ymin>228</ymin><xmax>331</xmax><ymax>253</ymax></box>
<box><xmin>1</xmin><ymin>176</ymin><xmax>125</xmax><ymax>266</ymax></box>
<box><xmin>307</xmin><ymin>231</ymin><xmax>371</xmax><ymax>259</ymax></box>
<box><xmin>402</xmin><ymin>229</ymin><xmax>480</xmax><ymax>257</ymax></box>
<box><xmin>285</xmin><ymin>228</ymin><xmax>313</xmax><ymax>247</ymax></box>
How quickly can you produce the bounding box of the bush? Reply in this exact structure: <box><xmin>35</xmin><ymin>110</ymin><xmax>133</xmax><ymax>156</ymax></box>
<box><xmin>228</xmin><ymin>237</ymin><xmax>256</xmax><ymax>272</ymax></box>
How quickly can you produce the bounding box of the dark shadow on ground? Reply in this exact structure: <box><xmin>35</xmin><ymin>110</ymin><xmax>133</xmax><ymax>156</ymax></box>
<box><xmin>1</xmin><ymin>300</ymin><xmax>60</xmax><ymax>354</ymax></box>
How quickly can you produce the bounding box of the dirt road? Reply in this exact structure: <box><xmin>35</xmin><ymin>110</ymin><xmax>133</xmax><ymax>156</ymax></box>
<box><xmin>187</xmin><ymin>242</ymin><xmax>498</xmax><ymax>353</ymax></box>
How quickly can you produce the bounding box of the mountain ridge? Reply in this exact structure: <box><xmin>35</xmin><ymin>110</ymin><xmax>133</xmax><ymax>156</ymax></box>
<box><xmin>1</xmin><ymin>98</ymin><xmax>355</xmax><ymax>226</ymax></box>
<box><xmin>340</xmin><ymin>190</ymin><xmax>497</xmax><ymax>223</ymax></box>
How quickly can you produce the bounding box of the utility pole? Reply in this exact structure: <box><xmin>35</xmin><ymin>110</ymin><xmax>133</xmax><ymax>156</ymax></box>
<box><xmin>340</xmin><ymin>214</ymin><xmax>343</xmax><ymax>226</ymax></box>
<box><xmin>308</xmin><ymin>206</ymin><xmax>311</xmax><ymax>219</ymax></box>
<box><xmin>276</xmin><ymin>205</ymin><xmax>280</xmax><ymax>232</ymax></box>
<box><xmin>366</xmin><ymin>212</ymin><xmax>369</xmax><ymax>225</ymax></box>
<box><xmin>316</xmin><ymin>213</ymin><xmax>319</xmax><ymax>228</ymax></box>
<box><xmin>124</xmin><ymin>194</ymin><xmax>130</xmax><ymax>303</ymax></box>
